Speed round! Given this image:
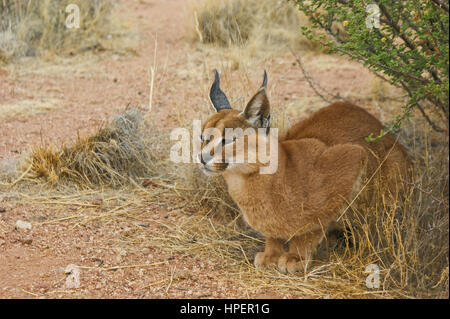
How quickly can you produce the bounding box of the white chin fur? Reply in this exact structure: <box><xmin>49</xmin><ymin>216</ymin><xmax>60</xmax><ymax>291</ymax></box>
<box><xmin>200</xmin><ymin>167</ymin><xmax>223</xmax><ymax>176</ymax></box>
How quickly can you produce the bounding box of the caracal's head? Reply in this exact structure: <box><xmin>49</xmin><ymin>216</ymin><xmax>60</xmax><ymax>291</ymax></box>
<box><xmin>197</xmin><ymin>70</ymin><xmax>272</xmax><ymax>176</ymax></box>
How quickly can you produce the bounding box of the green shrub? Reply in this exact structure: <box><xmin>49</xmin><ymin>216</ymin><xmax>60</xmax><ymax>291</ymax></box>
<box><xmin>290</xmin><ymin>0</ymin><xmax>449</xmax><ymax>138</ymax></box>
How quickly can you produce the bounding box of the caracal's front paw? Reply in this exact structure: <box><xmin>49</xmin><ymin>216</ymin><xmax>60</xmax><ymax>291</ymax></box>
<box><xmin>277</xmin><ymin>253</ymin><xmax>308</xmax><ymax>274</ymax></box>
<box><xmin>254</xmin><ymin>251</ymin><xmax>282</xmax><ymax>270</ymax></box>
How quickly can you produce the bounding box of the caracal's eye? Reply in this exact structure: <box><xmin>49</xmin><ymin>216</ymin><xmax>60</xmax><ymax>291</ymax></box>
<box><xmin>222</xmin><ymin>137</ymin><xmax>236</xmax><ymax>146</ymax></box>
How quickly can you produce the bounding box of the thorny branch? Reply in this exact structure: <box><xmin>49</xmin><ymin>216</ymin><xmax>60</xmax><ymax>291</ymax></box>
<box><xmin>402</xmin><ymin>178</ymin><xmax>449</xmax><ymax>209</ymax></box>
<box><xmin>290</xmin><ymin>49</ymin><xmax>347</xmax><ymax>104</ymax></box>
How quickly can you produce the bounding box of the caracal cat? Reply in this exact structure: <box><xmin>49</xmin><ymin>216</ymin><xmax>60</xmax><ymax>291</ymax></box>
<box><xmin>197</xmin><ymin>70</ymin><xmax>410</xmax><ymax>273</ymax></box>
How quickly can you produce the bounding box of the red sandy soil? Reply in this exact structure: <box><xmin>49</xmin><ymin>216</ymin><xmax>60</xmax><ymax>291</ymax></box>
<box><xmin>0</xmin><ymin>0</ymin><xmax>388</xmax><ymax>298</ymax></box>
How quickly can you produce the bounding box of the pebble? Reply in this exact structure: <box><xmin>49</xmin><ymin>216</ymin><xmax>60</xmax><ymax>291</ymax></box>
<box><xmin>15</xmin><ymin>220</ymin><xmax>32</xmax><ymax>231</ymax></box>
<box><xmin>64</xmin><ymin>264</ymin><xmax>81</xmax><ymax>289</ymax></box>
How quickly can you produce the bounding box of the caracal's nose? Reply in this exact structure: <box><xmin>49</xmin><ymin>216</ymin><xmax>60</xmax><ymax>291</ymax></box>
<box><xmin>198</xmin><ymin>152</ymin><xmax>212</xmax><ymax>165</ymax></box>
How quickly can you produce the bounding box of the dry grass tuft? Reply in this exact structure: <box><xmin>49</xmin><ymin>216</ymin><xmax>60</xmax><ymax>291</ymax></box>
<box><xmin>330</xmin><ymin>134</ymin><xmax>449</xmax><ymax>297</ymax></box>
<box><xmin>187</xmin><ymin>0</ymin><xmax>318</xmax><ymax>51</ymax></box>
<box><xmin>27</xmin><ymin>110</ymin><xmax>157</xmax><ymax>187</ymax></box>
<box><xmin>0</xmin><ymin>0</ymin><xmax>134</xmax><ymax>63</ymax></box>
<box><xmin>169</xmin><ymin>165</ymin><xmax>239</xmax><ymax>222</ymax></box>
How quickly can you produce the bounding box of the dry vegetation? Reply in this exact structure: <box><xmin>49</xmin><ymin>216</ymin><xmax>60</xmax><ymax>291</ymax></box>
<box><xmin>0</xmin><ymin>0</ymin><xmax>448</xmax><ymax>299</ymax></box>
<box><xmin>0</xmin><ymin>0</ymin><xmax>135</xmax><ymax>64</ymax></box>
<box><xmin>27</xmin><ymin>110</ymin><xmax>153</xmax><ymax>187</ymax></box>
<box><xmin>187</xmin><ymin>0</ymin><xmax>319</xmax><ymax>51</ymax></box>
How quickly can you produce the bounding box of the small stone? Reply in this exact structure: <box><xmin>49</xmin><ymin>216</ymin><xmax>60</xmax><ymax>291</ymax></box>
<box><xmin>0</xmin><ymin>207</ymin><xmax>6</xmax><ymax>213</ymax></box>
<box><xmin>64</xmin><ymin>264</ymin><xmax>81</xmax><ymax>289</ymax></box>
<box><xmin>15</xmin><ymin>220</ymin><xmax>32</xmax><ymax>231</ymax></box>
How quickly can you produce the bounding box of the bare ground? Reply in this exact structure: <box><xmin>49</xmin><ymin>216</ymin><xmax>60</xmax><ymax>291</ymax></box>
<box><xmin>0</xmin><ymin>0</ymin><xmax>404</xmax><ymax>298</ymax></box>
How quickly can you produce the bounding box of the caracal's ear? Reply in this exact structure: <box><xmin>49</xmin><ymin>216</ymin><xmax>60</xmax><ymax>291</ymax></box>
<box><xmin>209</xmin><ymin>69</ymin><xmax>232</xmax><ymax>112</ymax></box>
<box><xmin>240</xmin><ymin>70</ymin><xmax>270</xmax><ymax>128</ymax></box>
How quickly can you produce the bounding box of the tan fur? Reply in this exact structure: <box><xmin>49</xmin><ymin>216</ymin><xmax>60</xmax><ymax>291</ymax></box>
<box><xmin>201</xmin><ymin>77</ymin><xmax>411</xmax><ymax>273</ymax></box>
<box><xmin>282</xmin><ymin>102</ymin><xmax>411</xmax><ymax>195</ymax></box>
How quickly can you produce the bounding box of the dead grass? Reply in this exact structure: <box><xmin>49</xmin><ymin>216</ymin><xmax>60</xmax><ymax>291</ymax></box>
<box><xmin>187</xmin><ymin>0</ymin><xmax>319</xmax><ymax>52</ymax></box>
<box><xmin>26</xmin><ymin>110</ymin><xmax>159</xmax><ymax>187</ymax></box>
<box><xmin>0</xmin><ymin>0</ymin><xmax>135</xmax><ymax>64</ymax></box>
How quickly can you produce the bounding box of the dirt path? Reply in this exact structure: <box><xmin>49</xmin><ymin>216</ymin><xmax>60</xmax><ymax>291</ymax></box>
<box><xmin>0</xmin><ymin>0</ymin><xmax>385</xmax><ymax>298</ymax></box>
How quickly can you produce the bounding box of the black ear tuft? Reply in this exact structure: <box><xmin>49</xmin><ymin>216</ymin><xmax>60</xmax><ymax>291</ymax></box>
<box><xmin>261</xmin><ymin>70</ymin><xmax>268</xmax><ymax>89</ymax></box>
<box><xmin>209</xmin><ymin>70</ymin><xmax>232</xmax><ymax>112</ymax></box>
